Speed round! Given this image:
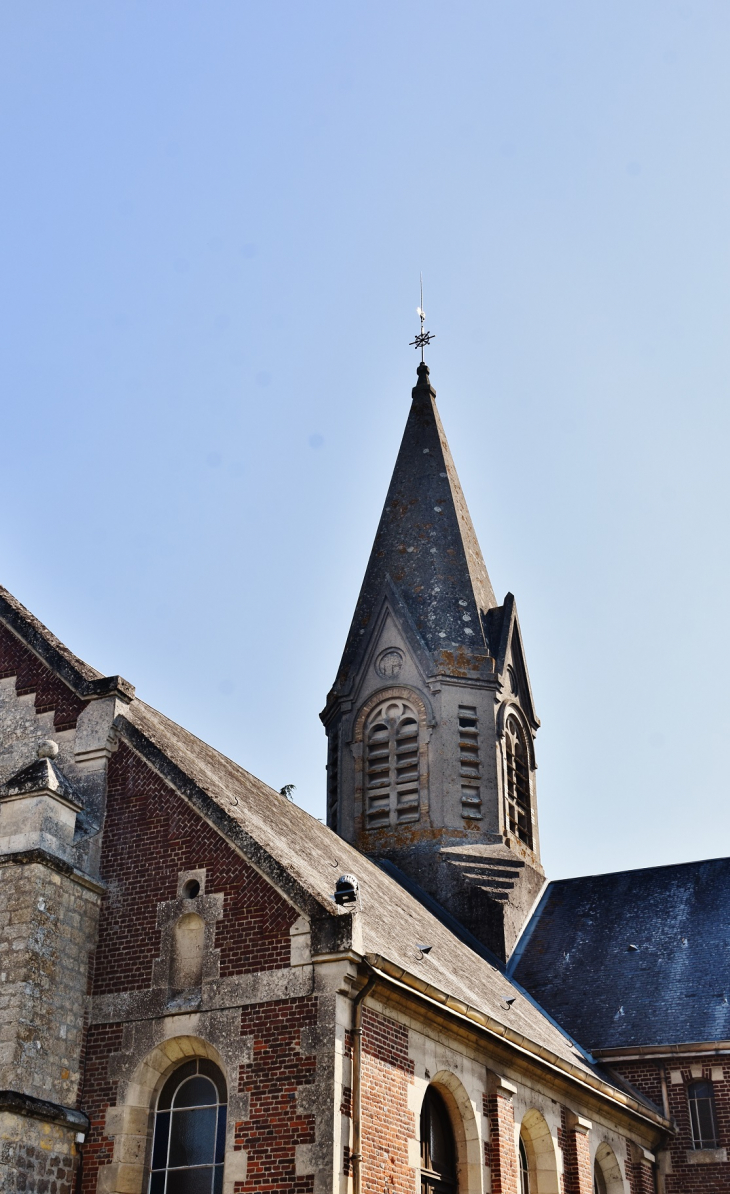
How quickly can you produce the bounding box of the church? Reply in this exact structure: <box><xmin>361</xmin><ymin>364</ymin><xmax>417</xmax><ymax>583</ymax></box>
<box><xmin>0</xmin><ymin>359</ymin><xmax>727</xmax><ymax>1194</ymax></box>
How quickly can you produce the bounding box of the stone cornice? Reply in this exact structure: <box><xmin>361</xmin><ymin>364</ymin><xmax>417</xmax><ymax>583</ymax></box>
<box><xmin>0</xmin><ymin>1089</ymin><xmax>89</xmax><ymax>1134</ymax></box>
<box><xmin>0</xmin><ymin>848</ymin><xmax>105</xmax><ymax>895</ymax></box>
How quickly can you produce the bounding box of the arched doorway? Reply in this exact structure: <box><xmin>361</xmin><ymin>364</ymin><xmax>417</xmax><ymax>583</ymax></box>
<box><xmin>519</xmin><ymin>1136</ymin><xmax>531</xmax><ymax>1194</ymax></box>
<box><xmin>420</xmin><ymin>1086</ymin><xmax>458</xmax><ymax>1194</ymax></box>
<box><xmin>519</xmin><ymin>1109</ymin><xmax>560</xmax><ymax>1194</ymax></box>
<box><xmin>594</xmin><ymin>1142</ymin><xmax>625</xmax><ymax>1194</ymax></box>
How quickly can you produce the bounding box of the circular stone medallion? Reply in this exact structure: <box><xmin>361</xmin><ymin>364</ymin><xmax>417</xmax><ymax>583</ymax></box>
<box><xmin>376</xmin><ymin>648</ymin><xmax>404</xmax><ymax>679</ymax></box>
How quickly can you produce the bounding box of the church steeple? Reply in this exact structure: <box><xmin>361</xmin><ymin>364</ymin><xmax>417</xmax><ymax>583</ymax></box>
<box><xmin>321</xmin><ymin>362</ymin><xmax>543</xmax><ymax>962</ymax></box>
<box><xmin>333</xmin><ymin>362</ymin><xmax>497</xmax><ymax>691</ymax></box>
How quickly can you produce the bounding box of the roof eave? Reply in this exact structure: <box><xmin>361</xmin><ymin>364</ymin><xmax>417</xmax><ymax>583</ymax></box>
<box><xmin>364</xmin><ymin>953</ymin><xmax>672</xmax><ymax>1135</ymax></box>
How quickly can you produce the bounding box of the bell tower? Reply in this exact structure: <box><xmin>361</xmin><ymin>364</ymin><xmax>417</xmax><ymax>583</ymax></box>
<box><xmin>321</xmin><ymin>361</ymin><xmax>544</xmax><ymax>961</ymax></box>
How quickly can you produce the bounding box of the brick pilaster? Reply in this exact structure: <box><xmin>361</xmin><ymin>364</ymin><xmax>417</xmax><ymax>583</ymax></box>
<box><xmin>561</xmin><ymin>1110</ymin><xmax>593</xmax><ymax>1194</ymax></box>
<box><xmin>628</xmin><ymin>1143</ymin><xmax>656</xmax><ymax>1194</ymax></box>
<box><xmin>486</xmin><ymin>1073</ymin><xmax>519</xmax><ymax>1194</ymax></box>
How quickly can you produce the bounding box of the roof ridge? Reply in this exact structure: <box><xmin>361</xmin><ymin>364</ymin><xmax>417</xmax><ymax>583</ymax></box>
<box><xmin>549</xmin><ymin>855</ymin><xmax>730</xmax><ymax>884</ymax></box>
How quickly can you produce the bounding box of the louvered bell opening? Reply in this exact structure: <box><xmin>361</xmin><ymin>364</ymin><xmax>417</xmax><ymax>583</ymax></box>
<box><xmin>366</xmin><ymin>720</ymin><xmax>392</xmax><ymax>826</ymax></box>
<box><xmin>366</xmin><ymin>724</ymin><xmax>390</xmax><ymax>789</ymax></box>
<box><xmin>458</xmin><ymin>706</ymin><xmax>480</xmax><ymax>779</ymax></box>
<box><xmin>395</xmin><ymin>716</ymin><xmax>419</xmax><ymax>822</ymax></box>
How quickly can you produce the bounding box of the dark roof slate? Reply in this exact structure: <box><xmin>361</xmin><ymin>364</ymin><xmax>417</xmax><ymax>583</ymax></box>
<box><xmin>334</xmin><ymin>364</ymin><xmax>497</xmax><ymax>688</ymax></box>
<box><xmin>510</xmin><ymin>858</ymin><xmax>730</xmax><ymax>1051</ymax></box>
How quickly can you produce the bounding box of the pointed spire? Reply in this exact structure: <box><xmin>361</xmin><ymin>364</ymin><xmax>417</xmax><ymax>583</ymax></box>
<box><xmin>335</xmin><ymin>364</ymin><xmax>497</xmax><ymax>686</ymax></box>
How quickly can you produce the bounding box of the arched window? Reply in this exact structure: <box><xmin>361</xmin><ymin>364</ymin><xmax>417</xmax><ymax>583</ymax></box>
<box><xmin>688</xmin><ymin>1080</ymin><xmax>719</xmax><ymax>1149</ymax></box>
<box><xmin>365</xmin><ymin>698</ymin><xmax>421</xmax><ymax>828</ymax></box>
<box><xmin>149</xmin><ymin>1059</ymin><xmax>227</xmax><ymax>1194</ymax></box>
<box><xmin>593</xmin><ymin>1161</ymin><xmax>607</xmax><ymax>1194</ymax></box>
<box><xmin>518</xmin><ymin>1136</ymin><xmax>530</xmax><ymax>1194</ymax></box>
<box><xmin>420</xmin><ymin>1086</ymin><xmax>457</xmax><ymax>1194</ymax></box>
<box><xmin>505</xmin><ymin>715</ymin><xmax>533</xmax><ymax>848</ymax></box>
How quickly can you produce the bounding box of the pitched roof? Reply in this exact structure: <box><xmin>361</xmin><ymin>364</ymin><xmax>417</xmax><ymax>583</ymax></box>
<box><xmin>122</xmin><ymin>699</ymin><xmax>568</xmax><ymax>1049</ymax></box>
<box><xmin>510</xmin><ymin>858</ymin><xmax>730</xmax><ymax>1052</ymax></box>
<box><xmin>334</xmin><ymin>363</ymin><xmax>497</xmax><ymax>689</ymax></box>
<box><xmin>0</xmin><ymin>585</ymin><xmax>668</xmax><ymax>1125</ymax></box>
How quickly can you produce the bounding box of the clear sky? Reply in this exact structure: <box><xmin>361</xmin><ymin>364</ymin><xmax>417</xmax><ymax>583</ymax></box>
<box><xmin>2</xmin><ymin>2</ymin><xmax>729</xmax><ymax>880</ymax></box>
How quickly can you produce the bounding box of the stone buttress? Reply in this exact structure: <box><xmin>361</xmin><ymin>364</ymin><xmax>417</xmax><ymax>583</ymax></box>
<box><xmin>0</xmin><ymin>595</ymin><xmax>133</xmax><ymax>1194</ymax></box>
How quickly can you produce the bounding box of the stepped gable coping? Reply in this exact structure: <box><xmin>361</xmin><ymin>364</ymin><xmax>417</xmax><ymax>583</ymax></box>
<box><xmin>0</xmin><ymin>586</ymin><xmax>134</xmax><ymax>702</ymax></box>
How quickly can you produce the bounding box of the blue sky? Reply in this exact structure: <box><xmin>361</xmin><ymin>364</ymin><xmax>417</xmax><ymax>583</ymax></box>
<box><xmin>2</xmin><ymin>1</ymin><xmax>729</xmax><ymax>878</ymax></box>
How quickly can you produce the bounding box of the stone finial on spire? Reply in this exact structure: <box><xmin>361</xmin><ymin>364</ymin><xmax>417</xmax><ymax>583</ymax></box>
<box><xmin>414</xmin><ymin>360</ymin><xmax>433</xmax><ymax>393</ymax></box>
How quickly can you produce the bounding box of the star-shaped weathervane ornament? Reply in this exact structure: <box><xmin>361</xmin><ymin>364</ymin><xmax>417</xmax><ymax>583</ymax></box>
<box><xmin>409</xmin><ymin>275</ymin><xmax>435</xmax><ymax>361</ymax></box>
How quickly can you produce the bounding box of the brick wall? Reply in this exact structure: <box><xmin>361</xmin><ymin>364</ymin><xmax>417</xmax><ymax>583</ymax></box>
<box><xmin>360</xmin><ymin>1007</ymin><xmax>415</xmax><ymax>1194</ymax></box>
<box><xmin>236</xmin><ymin>997</ymin><xmax>317</xmax><ymax>1194</ymax></box>
<box><xmin>627</xmin><ymin>1155</ymin><xmax>656</xmax><ymax>1194</ymax></box>
<box><xmin>77</xmin><ymin>1022</ymin><xmax>124</xmax><ymax>1194</ymax></box>
<box><xmin>0</xmin><ymin>622</ymin><xmax>88</xmax><ymax>731</ymax></box>
<box><xmin>93</xmin><ymin>742</ymin><xmax>298</xmax><ymax>993</ymax></box>
<box><xmin>614</xmin><ymin>1058</ymin><xmax>730</xmax><ymax>1194</ymax></box>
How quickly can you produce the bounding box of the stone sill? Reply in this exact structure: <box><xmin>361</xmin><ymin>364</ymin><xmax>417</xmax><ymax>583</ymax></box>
<box><xmin>686</xmin><ymin>1148</ymin><xmax>727</xmax><ymax>1164</ymax></box>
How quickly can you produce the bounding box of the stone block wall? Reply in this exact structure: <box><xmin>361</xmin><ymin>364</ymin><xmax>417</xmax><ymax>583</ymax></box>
<box><xmin>0</xmin><ymin>859</ymin><xmax>100</xmax><ymax>1106</ymax></box>
<box><xmin>0</xmin><ymin>1111</ymin><xmax>80</xmax><ymax>1194</ymax></box>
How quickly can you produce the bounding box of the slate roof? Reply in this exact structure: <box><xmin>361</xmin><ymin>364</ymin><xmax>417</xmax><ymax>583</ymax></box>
<box><xmin>333</xmin><ymin>363</ymin><xmax>498</xmax><ymax>689</ymax></box>
<box><xmin>510</xmin><ymin>859</ymin><xmax>730</xmax><ymax>1052</ymax></box>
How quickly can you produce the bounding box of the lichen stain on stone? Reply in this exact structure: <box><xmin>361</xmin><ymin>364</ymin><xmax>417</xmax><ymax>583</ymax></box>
<box><xmin>435</xmin><ymin>647</ymin><xmax>494</xmax><ymax>679</ymax></box>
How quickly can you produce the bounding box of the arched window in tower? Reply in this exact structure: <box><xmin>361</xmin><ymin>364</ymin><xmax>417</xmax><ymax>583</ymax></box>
<box><xmin>420</xmin><ymin>1086</ymin><xmax>457</xmax><ymax>1194</ymax></box>
<box><xmin>365</xmin><ymin>698</ymin><xmax>421</xmax><ymax>828</ymax></box>
<box><xmin>505</xmin><ymin>715</ymin><xmax>533</xmax><ymax>848</ymax></box>
<box><xmin>149</xmin><ymin>1058</ymin><xmax>227</xmax><ymax>1193</ymax></box>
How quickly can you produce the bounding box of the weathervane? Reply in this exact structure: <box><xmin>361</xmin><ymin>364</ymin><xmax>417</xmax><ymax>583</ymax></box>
<box><xmin>409</xmin><ymin>274</ymin><xmax>435</xmax><ymax>362</ymax></box>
